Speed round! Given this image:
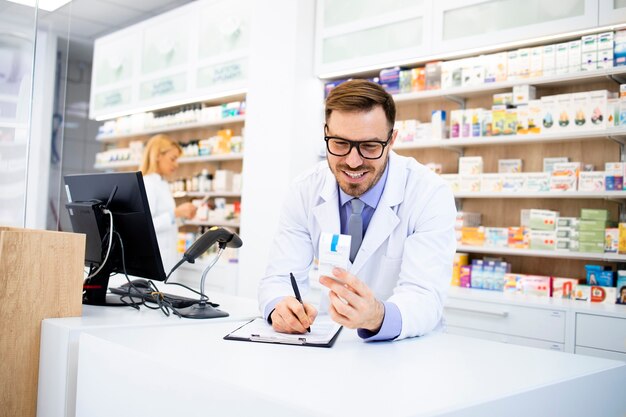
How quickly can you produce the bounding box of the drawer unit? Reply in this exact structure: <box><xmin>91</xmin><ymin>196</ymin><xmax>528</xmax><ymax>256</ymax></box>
<box><xmin>445</xmin><ymin>298</ymin><xmax>566</xmax><ymax>343</ymax></box>
<box><xmin>447</xmin><ymin>325</ymin><xmax>565</xmax><ymax>352</ymax></box>
<box><xmin>575</xmin><ymin>346</ymin><xmax>626</xmax><ymax>362</ymax></box>
<box><xmin>576</xmin><ymin>314</ymin><xmax>626</xmax><ymax>354</ymax></box>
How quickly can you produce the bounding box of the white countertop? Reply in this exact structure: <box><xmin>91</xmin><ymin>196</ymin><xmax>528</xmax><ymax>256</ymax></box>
<box><xmin>75</xmin><ymin>319</ymin><xmax>626</xmax><ymax>417</ymax></box>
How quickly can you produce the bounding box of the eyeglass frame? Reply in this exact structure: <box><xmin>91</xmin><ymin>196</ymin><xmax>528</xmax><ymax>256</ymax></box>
<box><xmin>323</xmin><ymin>125</ymin><xmax>394</xmax><ymax>160</ymax></box>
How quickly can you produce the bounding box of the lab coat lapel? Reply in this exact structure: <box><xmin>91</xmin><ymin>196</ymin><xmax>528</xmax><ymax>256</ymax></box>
<box><xmin>351</xmin><ymin>152</ymin><xmax>405</xmax><ymax>276</ymax></box>
<box><xmin>313</xmin><ymin>169</ymin><xmax>341</xmax><ymax>234</ymax></box>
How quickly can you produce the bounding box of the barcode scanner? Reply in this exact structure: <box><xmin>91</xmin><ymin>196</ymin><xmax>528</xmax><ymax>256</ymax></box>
<box><xmin>183</xmin><ymin>226</ymin><xmax>243</xmax><ymax>263</ymax></box>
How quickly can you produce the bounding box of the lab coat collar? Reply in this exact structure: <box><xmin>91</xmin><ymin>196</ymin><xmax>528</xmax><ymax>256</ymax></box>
<box><xmin>313</xmin><ymin>153</ymin><xmax>406</xmax><ymax>276</ymax></box>
<box><xmin>312</xmin><ymin>165</ymin><xmax>341</xmax><ymax>236</ymax></box>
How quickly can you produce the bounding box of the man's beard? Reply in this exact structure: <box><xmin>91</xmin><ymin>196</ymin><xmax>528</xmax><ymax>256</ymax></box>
<box><xmin>328</xmin><ymin>156</ymin><xmax>388</xmax><ymax>197</ymax></box>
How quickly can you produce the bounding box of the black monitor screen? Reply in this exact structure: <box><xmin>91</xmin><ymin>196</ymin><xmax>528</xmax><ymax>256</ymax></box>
<box><xmin>64</xmin><ymin>171</ymin><xmax>166</xmax><ymax>304</ymax></box>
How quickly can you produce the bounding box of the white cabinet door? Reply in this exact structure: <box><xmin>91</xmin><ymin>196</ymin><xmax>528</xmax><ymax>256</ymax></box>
<box><xmin>197</xmin><ymin>0</ymin><xmax>250</xmax><ymax>61</ymax></box>
<box><xmin>137</xmin><ymin>6</ymin><xmax>196</xmax><ymax>106</ymax></box>
<box><xmin>90</xmin><ymin>28</ymin><xmax>140</xmax><ymax>118</ymax></box>
<box><xmin>447</xmin><ymin>325</ymin><xmax>565</xmax><ymax>352</ymax></box>
<box><xmin>315</xmin><ymin>0</ymin><xmax>432</xmax><ymax>77</ymax></box>
<box><xmin>92</xmin><ymin>32</ymin><xmax>138</xmax><ymax>90</ymax></box>
<box><xmin>195</xmin><ymin>0</ymin><xmax>251</xmax><ymax>94</ymax></box>
<box><xmin>576</xmin><ymin>313</ymin><xmax>626</xmax><ymax>353</ymax></box>
<box><xmin>575</xmin><ymin>346</ymin><xmax>626</xmax><ymax>361</ymax></box>
<box><xmin>432</xmin><ymin>0</ymin><xmax>598</xmax><ymax>55</ymax></box>
<box><xmin>140</xmin><ymin>13</ymin><xmax>192</xmax><ymax>77</ymax></box>
<box><xmin>598</xmin><ymin>0</ymin><xmax>626</xmax><ymax>25</ymax></box>
<box><xmin>445</xmin><ymin>298</ymin><xmax>566</xmax><ymax>342</ymax></box>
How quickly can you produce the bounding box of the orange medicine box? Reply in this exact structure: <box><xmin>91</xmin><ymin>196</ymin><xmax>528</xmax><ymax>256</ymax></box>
<box><xmin>451</xmin><ymin>253</ymin><xmax>469</xmax><ymax>286</ymax></box>
<box><xmin>619</xmin><ymin>223</ymin><xmax>626</xmax><ymax>254</ymax></box>
<box><xmin>461</xmin><ymin>227</ymin><xmax>485</xmax><ymax>246</ymax></box>
<box><xmin>508</xmin><ymin>226</ymin><xmax>529</xmax><ymax>249</ymax></box>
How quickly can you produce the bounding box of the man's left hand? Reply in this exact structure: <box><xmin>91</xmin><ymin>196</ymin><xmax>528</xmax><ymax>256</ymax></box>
<box><xmin>319</xmin><ymin>267</ymin><xmax>384</xmax><ymax>332</ymax></box>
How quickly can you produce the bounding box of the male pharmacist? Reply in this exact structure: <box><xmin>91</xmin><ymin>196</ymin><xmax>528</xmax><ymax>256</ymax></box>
<box><xmin>258</xmin><ymin>79</ymin><xmax>456</xmax><ymax>341</ymax></box>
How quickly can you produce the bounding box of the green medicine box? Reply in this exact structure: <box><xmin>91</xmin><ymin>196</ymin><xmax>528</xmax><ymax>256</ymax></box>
<box><xmin>578</xmin><ymin>241</ymin><xmax>605</xmax><ymax>253</ymax></box>
<box><xmin>578</xmin><ymin>230</ymin><xmax>607</xmax><ymax>242</ymax></box>
<box><xmin>579</xmin><ymin>219</ymin><xmax>616</xmax><ymax>231</ymax></box>
<box><xmin>580</xmin><ymin>209</ymin><xmax>609</xmax><ymax>221</ymax></box>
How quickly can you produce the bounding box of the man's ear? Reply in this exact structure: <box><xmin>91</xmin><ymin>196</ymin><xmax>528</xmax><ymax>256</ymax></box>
<box><xmin>388</xmin><ymin>128</ymin><xmax>398</xmax><ymax>147</ymax></box>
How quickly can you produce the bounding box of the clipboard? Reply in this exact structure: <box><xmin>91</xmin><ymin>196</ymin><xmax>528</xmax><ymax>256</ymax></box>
<box><xmin>224</xmin><ymin>315</ymin><xmax>342</xmax><ymax>348</ymax></box>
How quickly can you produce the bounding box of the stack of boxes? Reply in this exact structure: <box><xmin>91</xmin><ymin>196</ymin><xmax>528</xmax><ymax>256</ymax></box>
<box><xmin>605</xmin><ymin>162</ymin><xmax>625</xmax><ymax>190</ymax></box>
<box><xmin>579</xmin><ymin>209</ymin><xmax>616</xmax><ymax>253</ymax></box>
<box><xmin>458</xmin><ymin>156</ymin><xmax>483</xmax><ymax>193</ymax></box>
<box><xmin>575</xmin><ymin>265</ymin><xmax>617</xmax><ymax>303</ymax></box>
<box><xmin>549</xmin><ymin>162</ymin><xmax>580</xmax><ymax>192</ymax></box>
<box><xmin>556</xmin><ymin>217</ymin><xmax>580</xmax><ymax>252</ymax></box>
<box><xmin>581</xmin><ymin>32</ymin><xmax>615</xmax><ymax>71</ymax></box>
<box><xmin>527</xmin><ymin>209</ymin><xmax>559</xmax><ymax>251</ymax></box>
<box><xmin>454</xmin><ymin>206</ymin><xmax>625</xmax><ymax>256</ymax></box>
<box><xmin>456</xmin><ymin>212</ymin><xmax>482</xmax><ymax>244</ymax></box>
<box><xmin>508</xmin><ymin>225</ymin><xmax>529</xmax><ymax>249</ymax></box>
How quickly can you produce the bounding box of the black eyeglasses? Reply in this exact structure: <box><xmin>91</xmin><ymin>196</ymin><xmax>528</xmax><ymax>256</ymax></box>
<box><xmin>323</xmin><ymin>126</ymin><xmax>393</xmax><ymax>160</ymax></box>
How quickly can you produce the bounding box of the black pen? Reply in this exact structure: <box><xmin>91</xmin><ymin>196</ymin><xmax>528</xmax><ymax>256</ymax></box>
<box><xmin>290</xmin><ymin>272</ymin><xmax>311</xmax><ymax>333</ymax></box>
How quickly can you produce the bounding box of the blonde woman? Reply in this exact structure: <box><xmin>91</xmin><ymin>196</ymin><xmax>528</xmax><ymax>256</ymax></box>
<box><xmin>141</xmin><ymin>134</ymin><xmax>197</xmax><ymax>275</ymax></box>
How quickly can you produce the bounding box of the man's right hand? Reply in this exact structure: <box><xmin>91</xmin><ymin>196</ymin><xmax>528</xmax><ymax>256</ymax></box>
<box><xmin>270</xmin><ymin>297</ymin><xmax>318</xmax><ymax>334</ymax></box>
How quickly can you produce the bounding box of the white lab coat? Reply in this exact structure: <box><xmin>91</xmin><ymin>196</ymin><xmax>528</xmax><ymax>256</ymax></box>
<box><xmin>143</xmin><ymin>173</ymin><xmax>178</xmax><ymax>277</ymax></box>
<box><xmin>258</xmin><ymin>151</ymin><xmax>457</xmax><ymax>340</ymax></box>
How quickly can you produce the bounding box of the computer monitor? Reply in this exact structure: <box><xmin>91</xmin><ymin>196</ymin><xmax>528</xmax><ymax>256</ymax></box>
<box><xmin>64</xmin><ymin>171</ymin><xmax>166</xmax><ymax>306</ymax></box>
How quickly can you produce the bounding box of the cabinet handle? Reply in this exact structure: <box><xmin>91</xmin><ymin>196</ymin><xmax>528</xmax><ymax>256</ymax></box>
<box><xmin>446</xmin><ymin>306</ymin><xmax>509</xmax><ymax>318</ymax></box>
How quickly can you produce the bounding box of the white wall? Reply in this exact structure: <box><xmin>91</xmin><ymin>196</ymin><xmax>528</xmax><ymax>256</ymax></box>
<box><xmin>237</xmin><ymin>0</ymin><xmax>324</xmax><ymax>299</ymax></box>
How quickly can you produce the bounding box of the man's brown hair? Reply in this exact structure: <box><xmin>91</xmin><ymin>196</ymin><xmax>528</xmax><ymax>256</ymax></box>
<box><xmin>325</xmin><ymin>79</ymin><xmax>396</xmax><ymax>130</ymax></box>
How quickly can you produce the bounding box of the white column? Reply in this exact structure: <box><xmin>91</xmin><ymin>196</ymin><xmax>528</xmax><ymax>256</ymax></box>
<box><xmin>25</xmin><ymin>30</ymin><xmax>57</xmax><ymax>229</ymax></box>
<box><xmin>237</xmin><ymin>0</ymin><xmax>324</xmax><ymax>299</ymax></box>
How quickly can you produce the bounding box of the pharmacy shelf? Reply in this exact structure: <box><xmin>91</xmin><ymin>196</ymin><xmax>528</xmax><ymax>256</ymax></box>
<box><xmin>173</xmin><ymin>191</ymin><xmax>241</xmax><ymax>199</ymax></box>
<box><xmin>393</xmin><ymin>127</ymin><xmax>626</xmax><ymax>151</ymax></box>
<box><xmin>0</xmin><ymin>94</ymin><xmax>18</xmax><ymax>103</ymax></box>
<box><xmin>456</xmin><ymin>244</ymin><xmax>626</xmax><ymax>262</ymax></box>
<box><xmin>454</xmin><ymin>190</ymin><xmax>626</xmax><ymax>199</ymax></box>
<box><xmin>94</xmin><ymin>152</ymin><xmax>244</xmax><ymax>170</ymax></box>
<box><xmin>182</xmin><ymin>220</ymin><xmax>240</xmax><ymax>228</ymax></box>
<box><xmin>0</xmin><ymin>162</ymin><xmax>26</xmax><ymax>174</ymax></box>
<box><xmin>0</xmin><ymin>141</ymin><xmax>26</xmax><ymax>148</ymax></box>
<box><xmin>0</xmin><ymin>119</ymin><xmax>27</xmax><ymax>129</ymax></box>
<box><xmin>93</xmin><ymin>160</ymin><xmax>139</xmax><ymax>170</ymax></box>
<box><xmin>178</xmin><ymin>152</ymin><xmax>244</xmax><ymax>163</ymax></box>
<box><xmin>447</xmin><ymin>286</ymin><xmax>626</xmax><ymax>317</ymax></box>
<box><xmin>393</xmin><ymin>67</ymin><xmax>626</xmax><ymax>104</ymax></box>
<box><xmin>96</xmin><ymin>115</ymin><xmax>246</xmax><ymax>142</ymax></box>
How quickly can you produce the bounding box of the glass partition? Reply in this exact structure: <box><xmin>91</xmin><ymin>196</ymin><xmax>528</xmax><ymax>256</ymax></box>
<box><xmin>0</xmin><ymin>1</ymin><xmax>36</xmax><ymax>227</ymax></box>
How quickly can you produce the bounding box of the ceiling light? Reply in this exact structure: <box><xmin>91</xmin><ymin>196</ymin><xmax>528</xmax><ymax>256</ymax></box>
<box><xmin>7</xmin><ymin>0</ymin><xmax>72</xmax><ymax>12</ymax></box>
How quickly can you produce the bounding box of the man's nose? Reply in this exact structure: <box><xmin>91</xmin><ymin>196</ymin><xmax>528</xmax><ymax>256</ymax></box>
<box><xmin>345</xmin><ymin>145</ymin><xmax>363</xmax><ymax>167</ymax></box>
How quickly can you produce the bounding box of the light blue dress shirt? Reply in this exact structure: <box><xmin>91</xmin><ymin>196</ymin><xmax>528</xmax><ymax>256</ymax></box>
<box><xmin>338</xmin><ymin>162</ymin><xmax>402</xmax><ymax>342</ymax></box>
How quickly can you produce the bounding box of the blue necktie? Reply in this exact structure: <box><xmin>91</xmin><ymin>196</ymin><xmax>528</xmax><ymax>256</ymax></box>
<box><xmin>348</xmin><ymin>198</ymin><xmax>364</xmax><ymax>262</ymax></box>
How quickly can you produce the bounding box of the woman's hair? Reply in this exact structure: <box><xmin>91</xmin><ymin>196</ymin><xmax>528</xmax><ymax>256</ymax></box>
<box><xmin>140</xmin><ymin>134</ymin><xmax>182</xmax><ymax>175</ymax></box>
<box><xmin>325</xmin><ymin>79</ymin><xmax>396</xmax><ymax>130</ymax></box>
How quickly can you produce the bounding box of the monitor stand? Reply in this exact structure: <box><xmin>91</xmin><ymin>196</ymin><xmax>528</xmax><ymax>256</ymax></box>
<box><xmin>176</xmin><ymin>301</ymin><xmax>229</xmax><ymax>319</ymax></box>
<box><xmin>82</xmin><ymin>261</ymin><xmax>135</xmax><ymax>307</ymax></box>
